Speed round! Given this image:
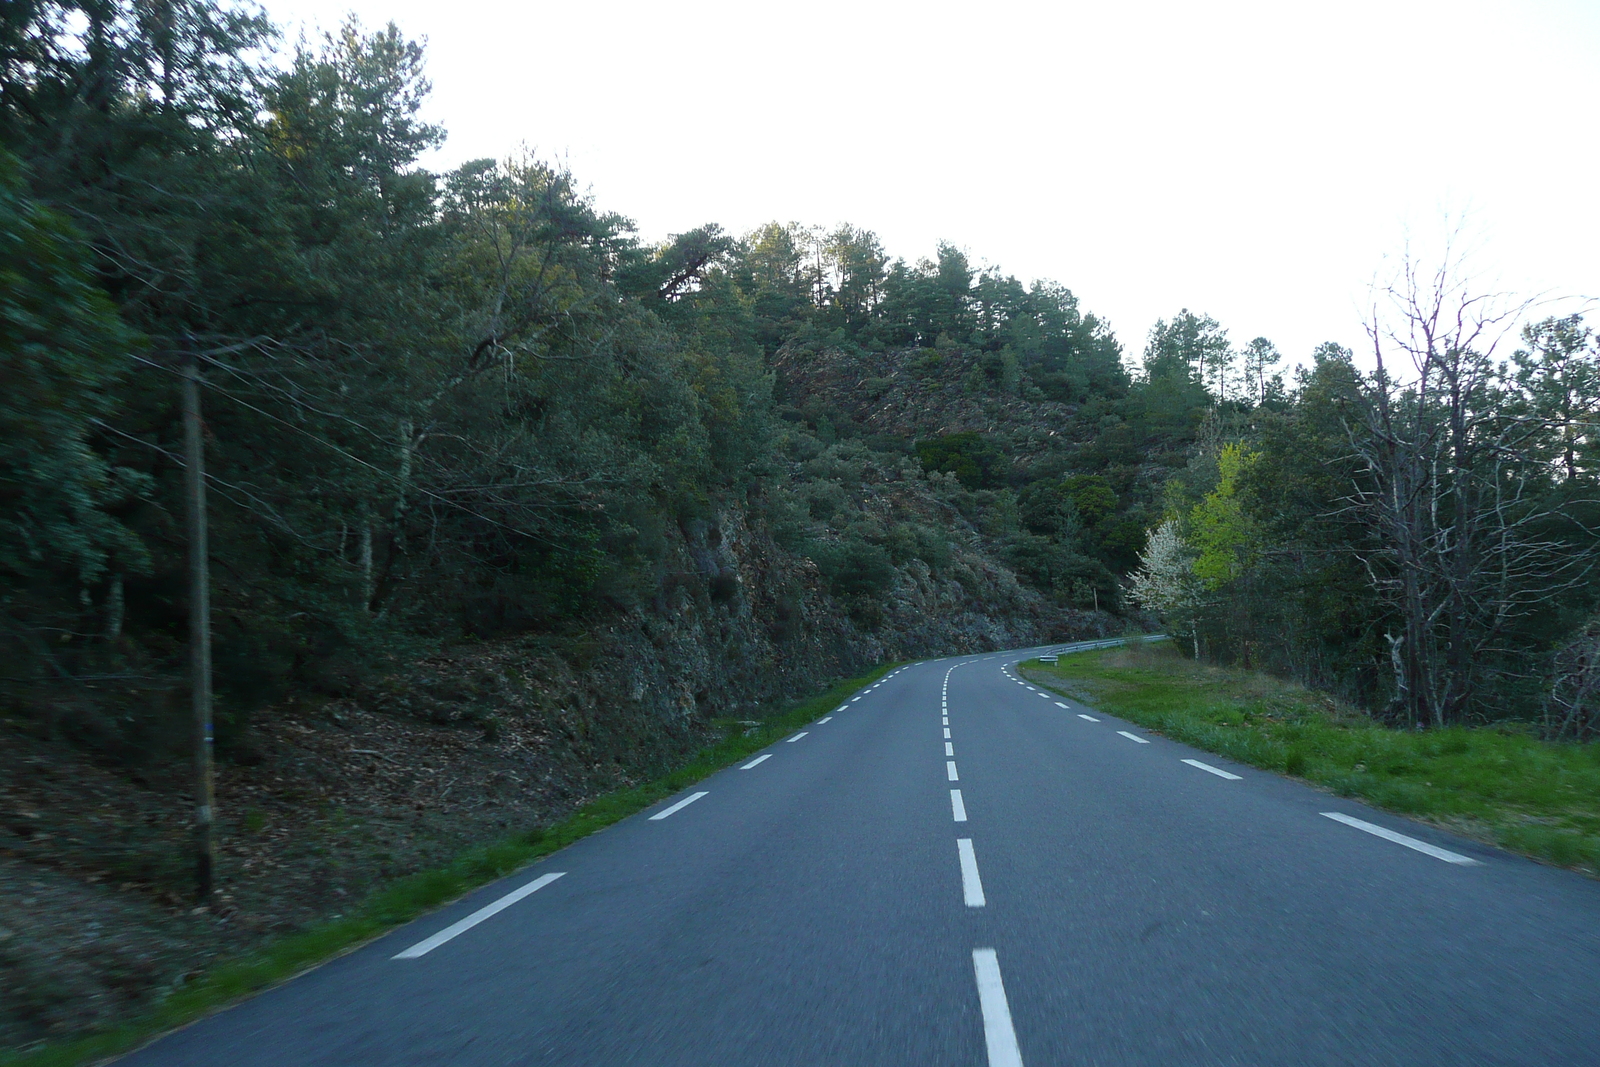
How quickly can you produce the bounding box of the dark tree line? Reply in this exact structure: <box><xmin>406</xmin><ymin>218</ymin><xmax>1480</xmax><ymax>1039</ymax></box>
<box><xmin>13</xmin><ymin>0</ymin><xmax>1588</xmax><ymax>763</ymax></box>
<box><xmin>2</xmin><ymin>0</ymin><xmax>1165</xmax><ymax>762</ymax></box>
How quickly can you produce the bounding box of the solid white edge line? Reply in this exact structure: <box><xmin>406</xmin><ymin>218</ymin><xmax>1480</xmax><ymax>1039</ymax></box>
<box><xmin>957</xmin><ymin>838</ymin><xmax>986</xmax><ymax>906</ymax></box>
<box><xmin>817</xmin><ymin>716</ymin><xmax>832</xmax><ymax>724</ymax></box>
<box><xmin>1322</xmin><ymin>811</ymin><xmax>1480</xmax><ymax>865</ymax></box>
<box><xmin>393</xmin><ymin>872</ymin><xmax>565</xmax><ymax>959</ymax></box>
<box><xmin>1077</xmin><ymin>713</ymin><xmax>1099</xmax><ymax>721</ymax></box>
<box><xmin>786</xmin><ymin>731</ymin><xmax>809</xmax><ymax>742</ymax></box>
<box><xmin>649</xmin><ymin>791</ymin><xmax>709</xmax><ymax>820</ymax></box>
<box><xmin>947</xmin><ymin>760</ymin><xmax>959</xmax><ymax>781</ymax></box>
<box><xmin>951</xmin><ymin>789</ymin><xmax>967</xmax><ymax>822</ymax></box>
<box><xmin>1182</xmin><ymin>758</ymin><xmax>1241</xmax><ymax>780</ymax></box>
<box><xmin>972</xmin><ymin>948</ymin><xmax>1024</xmax><ymax>1067</ymax></box>
<box><xmin>740</xmin><ymin>754</ymin><xmax>772</xmax><ymax>770</ymax></box>
<box><xmin>1117</xmin><ymin>730</ymin><xmax>1150</xmax><ymax>744</ymax></box>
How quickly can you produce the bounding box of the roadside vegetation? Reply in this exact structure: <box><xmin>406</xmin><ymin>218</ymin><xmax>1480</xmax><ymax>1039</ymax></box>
<box><xmin>0</xmin><ymin>663</ymin><xmax>894</xmax><ymax>1067</ymax></box>
<box><xmin>1025</xmin><ymin>642</ymin><xmax>1600</xmax><ymax>874</ymax></box>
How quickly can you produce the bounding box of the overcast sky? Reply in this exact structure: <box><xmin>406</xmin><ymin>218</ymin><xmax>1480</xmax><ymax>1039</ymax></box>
<box><xmin>262</xmin><ymin>0</ymin><xmax>1600</xmax><ymax>368</ymax></box>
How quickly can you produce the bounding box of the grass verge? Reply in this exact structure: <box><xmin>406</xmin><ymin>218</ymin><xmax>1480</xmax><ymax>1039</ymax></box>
<box><xmin>2</xmin><ymin>662</ymin><xmax>898</xmax><ymax>1067</ymax></box>
<box><xmin>1024</xmin><ymin>641</ymin><xmax>1600</xmax><ymax>875</ymax></box>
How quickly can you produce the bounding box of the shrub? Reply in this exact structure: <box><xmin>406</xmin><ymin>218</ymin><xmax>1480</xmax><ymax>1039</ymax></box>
<box><xmin>814</xmin><ymin>539</ymin><xmax>895</xmax><ymax>599</ymax></box>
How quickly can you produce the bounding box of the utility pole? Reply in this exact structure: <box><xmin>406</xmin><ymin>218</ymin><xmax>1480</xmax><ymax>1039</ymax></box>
<box><xmin>182</xmin><ymin>350</ymin><xmax>216</xmax><ymax>902</ymax></box>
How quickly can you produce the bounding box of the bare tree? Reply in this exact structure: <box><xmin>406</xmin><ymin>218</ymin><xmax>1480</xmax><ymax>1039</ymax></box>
<box><xmin>1546</xmin><ymin>618</ymin><xmax>1600</xmax><ymax>740</ymax></box>
<box><xmin>1345</xmin><ymin>250</ymin><xmax>1596</xmax><ymax>726</ymax></box>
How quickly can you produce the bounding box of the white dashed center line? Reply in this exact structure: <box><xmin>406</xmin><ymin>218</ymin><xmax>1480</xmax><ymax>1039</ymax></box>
<box><xmin>1117</xmin><ymin>731</ymin><xmax>1150</xmax><ymax>744</ymax></box>
<box><xmin>1182</xmin><ymin>758</ymin><xmax>1241</xmax><ymax>780</ymax></box>
<box><xmin>1322</xmin><ymin>812</ymin><xmax>1480</xmax><ymax>864</ymax></box>
<box><xmin>649</xmin><ymin>791</ymin><xmax>708</xmax><ymax>820</ymax></box>
<box><xmin>950</xmin><ymin>788</ymin><xmax>967</xmax><ymax>822</ymax></box>
<box><xmin>947</xmin><ymin>760</ymin><xmax>960</xmax><ymax>781</ymax></box>
<box><xmin>817</xmin><ymin>716</ymin><xmax>832</xmax><ymax>724</ymax></box>
<box><xmin>740</xmin><ymin>754</ymin><xmax>771</xmax><ymax>770</ymax></box>
<box><xmin>945</xmin><ymin>742</ymin><xmax>955</xmax><ymax>756</ymax></box>
<box><xmin>1054</xmin><ymin>702</ymin><xmax>1068</xmax><ymax>709</ymax></box>
<box><xmin>393</xmin><ymin>872</ymin><xmax>565</xmax><ymax>959</ymax></box>
<box><xmin>1078</xmin><ymin>713</ymin><xmax>1100</xmax><ymax>722</ymax></box>
<box><xmin>957</xmin><ymin>838</ymin><xmax>986</xmax><ymax>906</ymax></box>
<box><xmin>786</xmin><ymin>732</ymin><xmax>808</xmax><ymax>743</ymax></box>
<box><xmin>944</xmin><ymin>728</ymin><xmax>951</xmax><ymax>738</ymax></box>
<box><xmin>972</xmin><ymin>949</ymin><xmax>1023</xmax><ymax>1067</ymax></box>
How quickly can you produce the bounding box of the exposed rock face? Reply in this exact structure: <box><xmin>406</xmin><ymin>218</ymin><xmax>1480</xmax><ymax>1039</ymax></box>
<box><xmin>367</xmin><ymin>492</ymin><xmax>1113</xmax><ymax>779</ymax></box>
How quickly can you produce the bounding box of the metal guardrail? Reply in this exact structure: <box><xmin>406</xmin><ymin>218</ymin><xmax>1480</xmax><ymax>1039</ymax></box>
<box><xmin>1035</xmin><ymin>634</ymin><xmax>1168</xmax><ymax>660</ymax></box>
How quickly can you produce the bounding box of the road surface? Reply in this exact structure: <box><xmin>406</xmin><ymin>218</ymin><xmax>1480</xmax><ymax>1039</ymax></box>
<box><xmin>123</xmin><ymin>640</ymin><xmax>1600</xmax><ymax>1065</ymax></box>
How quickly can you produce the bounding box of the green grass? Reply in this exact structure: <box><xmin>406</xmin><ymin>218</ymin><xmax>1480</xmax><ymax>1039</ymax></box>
<box><xmin>1</xmin><ymin>663</ymin><xmax>898</xmax><ymax>1067</ymax></box>
<box><xmin>1025</xmin><ymin>641</ymin><xmax>1600</xmax><ymax>874</ymax></box>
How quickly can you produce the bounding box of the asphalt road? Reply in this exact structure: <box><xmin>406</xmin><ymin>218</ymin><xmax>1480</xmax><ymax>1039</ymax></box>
<box><xmin>123</xmin><ymin>641</ymin><xmax>1600</xmax><ymax>1065</ymax></box>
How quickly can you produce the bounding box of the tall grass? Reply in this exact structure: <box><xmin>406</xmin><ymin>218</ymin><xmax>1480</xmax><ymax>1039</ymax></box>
<box><xmin>1026</xmin><ymin>642</ymin><xmax>1600</xmax><ymax>873</ymax></box>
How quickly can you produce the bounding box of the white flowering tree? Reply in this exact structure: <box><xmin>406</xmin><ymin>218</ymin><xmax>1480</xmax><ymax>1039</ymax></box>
<box><xmin>1128</xmin><ymin>520</ymin><xmax>1204</xmax><ymax>657</ymax></box>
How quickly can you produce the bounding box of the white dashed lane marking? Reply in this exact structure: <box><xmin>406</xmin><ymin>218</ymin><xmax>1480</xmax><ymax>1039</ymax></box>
<box><xmin>649</xmin><ymin>792</ymin><xmax>709</xmax><ymax>820</ymax></box>
<box><xmin>740</xmin><ymin>754</ymin><xmax>771</xmax><ymax>770</ymax></box>
<box><xmin>957</xmin><ymin>838</ymin><xmax>986</xmax><ymax>907</ymax></box>
<box><xmin>1322</xmin><ymin>812</ymin><xmax>1480</xmax><ymax>865</ymax></box>
<box><xmin>1182</xmin><ymin>758</ymin><xmax>1241</xmax><ymax>780</ymax></box>
<box><xmin>393</xmin><ymin>873</ymin><xmax>565</xmax><ymax>959</ymax></box>
<box><xmin>1117</xmin><ymin>731</ymin><xmax>1150</xmax><ymax>744</ymax></box>
<box><xmin>1078</xmin><ymin>714</ymin><xmax>1100</xmax><ymax>722</ymax></box>
<box><xmin>973</xmin><ymin>949</ymin><xmax>1023</xmax><ymax>1067</ymax></box>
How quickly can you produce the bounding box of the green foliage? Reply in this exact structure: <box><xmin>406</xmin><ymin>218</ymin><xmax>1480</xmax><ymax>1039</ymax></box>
<box><xmin>813</xmin><ymin>539</ymin><xmax>895</xmax><ymax>599</ymax></box>
<box><xmin>915</xmin><ymin>432</ymin><xmax>1005</xmax><ymax>489</ymax></box>
<box><xmin>0</xmin><ymin>151</ymin><xmax>147</xmax><ymax>590</ymax></box>
<box><xmin>1062</xmin><ymin>474</ymin><xmax>1117</xmax><ymax>526</ymax></box>
<box><xmin>1189</xmin><ymin>444</ymin><xmax>1259</xmax><ymax>588</ymax></box>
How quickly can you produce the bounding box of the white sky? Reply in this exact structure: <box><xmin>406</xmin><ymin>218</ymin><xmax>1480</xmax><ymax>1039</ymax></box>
<box><xmin>262</xmin><ymin>0</ymin><xmax>1600</xmax><ymax>367</ymax></box>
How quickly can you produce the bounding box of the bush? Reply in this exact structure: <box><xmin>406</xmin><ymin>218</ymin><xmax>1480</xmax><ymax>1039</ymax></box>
<box><xmin>813</xmin><ymin>539</ymin><xmax>895</xmax><ymax>599</ymax></box>
<box><xmin>885</xmin><ymin>522</ymin><xmax>951</xmax><ymax>572</ymax></box>
<box><xmin>916</xmin><ymin>432</ymin><xmax>1006</xmax><ymax>489</ymax></box>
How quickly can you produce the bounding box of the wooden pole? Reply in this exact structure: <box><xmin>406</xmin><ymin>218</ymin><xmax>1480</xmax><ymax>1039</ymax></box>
<box><xmin>182</xmin><ymin>350</ymin><xmax>216</xmax><ymax>901</ymax></box>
